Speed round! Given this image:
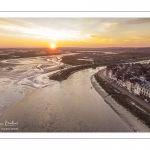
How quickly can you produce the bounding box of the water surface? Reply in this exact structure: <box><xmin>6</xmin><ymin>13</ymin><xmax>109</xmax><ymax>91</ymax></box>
<box><xmin>0</xmin><ymin>67</ymin><xmax>132</xmax><ymax>132</ymax></box>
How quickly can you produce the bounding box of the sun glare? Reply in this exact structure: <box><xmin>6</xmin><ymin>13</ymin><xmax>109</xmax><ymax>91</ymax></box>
<box><xmin>50</xmin><ymin>43</ymin><xmax>56</xmax><ymax>49</ymax></box>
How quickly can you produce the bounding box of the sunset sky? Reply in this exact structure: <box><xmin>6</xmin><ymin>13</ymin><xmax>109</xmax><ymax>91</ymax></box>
<box><xmin>0</xmin><ymin>18</ymin><xmax>150</xmax><ymax>48</ymax></box>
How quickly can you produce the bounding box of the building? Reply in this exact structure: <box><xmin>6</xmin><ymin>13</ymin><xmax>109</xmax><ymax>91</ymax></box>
<box><xmin>140</xmin><ymin>81</ymin><xmax>150</xmax><ymax>100</ymax></box>
<box><xmin>106</xmin><ymin>63</ymin><xmax>150</xmax><ymax>100</ymax></box>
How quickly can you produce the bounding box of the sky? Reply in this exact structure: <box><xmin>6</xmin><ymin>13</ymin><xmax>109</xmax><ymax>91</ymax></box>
<box><xmin>0</xmin><ymin>18</ymin><xmax>150</xmax><ymax>48</ymax></box>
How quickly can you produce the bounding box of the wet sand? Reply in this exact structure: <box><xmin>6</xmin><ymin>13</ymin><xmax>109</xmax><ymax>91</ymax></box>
<box><xmin>0</xmin><ymin>87</ymin><xmax>55</xmax><ymax>132</ymax></box>
<box><xmin>0</xmin><ymin>68</ymin><xmax>131</xmax><ymax>132</ymax></box>
<box><xmin>91</xmin><ymin>74</ymin><xmax>150</xmax><ymax>132</ymax></box>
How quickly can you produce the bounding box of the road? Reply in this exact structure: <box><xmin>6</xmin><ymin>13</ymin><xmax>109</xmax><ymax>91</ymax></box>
<box><xmin>98</xmin><ymin>69</ymin><xmax>150</xmax><ymax>111</ymax></box>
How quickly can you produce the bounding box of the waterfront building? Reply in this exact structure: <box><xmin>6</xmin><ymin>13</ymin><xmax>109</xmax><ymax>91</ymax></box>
<box><xmin>140</xmin><ymin>81</ymin><xmax>150</xmax><ymax>100</ymax></box>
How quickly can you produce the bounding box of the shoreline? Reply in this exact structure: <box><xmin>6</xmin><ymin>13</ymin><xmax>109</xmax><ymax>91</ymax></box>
<box><xmin>0</xmin><ymin>67</ymin><xmax>132</xmax><ymax>132</ymax></box>
<box><xmin>91</xmin><ymin>74</ymin><xmax>150</xmax><ymax>132</ymax></box>
<box><xmin>49</xmin><ymin>64</ymin><xmax>100</xmax><ymax>81</ymax></box>
<box><xmin>1</xmin><ymin>65</ymin><xmax>149</xmax><ymax>132</ymax></box>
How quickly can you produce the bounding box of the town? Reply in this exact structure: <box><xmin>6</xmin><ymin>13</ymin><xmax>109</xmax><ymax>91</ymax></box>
<box><xmin>105</xmin><ymin>62</ymin><xmax>150</xmax><ymax>103</ymax></box>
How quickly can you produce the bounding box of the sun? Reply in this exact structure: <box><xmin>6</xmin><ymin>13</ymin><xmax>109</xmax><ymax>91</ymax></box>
<box><xmin>50</xmin><ymin>43</ymin><xmax>56</xmax><ymax>49</ymax></box>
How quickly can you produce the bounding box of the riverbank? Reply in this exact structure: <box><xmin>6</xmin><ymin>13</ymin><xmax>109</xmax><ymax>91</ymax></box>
<box><xmin>0</xmin><ymin>68</ymin><xmax>132</xmax><ymax>132</ymax></box>
<box><xmin>49</xmin><ymin>64</ymin><xmax>99</xmax><ymax>81</ymax></box>
<box><xmin>91</xmin><ymin>73</ymin><xmax>150</xmax><ymax>132</ymax></box>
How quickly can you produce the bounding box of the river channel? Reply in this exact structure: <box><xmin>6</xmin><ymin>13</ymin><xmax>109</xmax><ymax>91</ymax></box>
<box><xmin>0</xmin><ymin>67</ymin><xmax>132</xmax><ymax>132</ymax></box>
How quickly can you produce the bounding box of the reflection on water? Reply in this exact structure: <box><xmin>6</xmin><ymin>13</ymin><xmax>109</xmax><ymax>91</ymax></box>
<box><xmin>0</xmin><ymin>67</ymin><xmax>132</xmax><ymax>132</ymax></box>
<box><xmin>47</xmin><ymin>67</ymin><xmax>131</xmax><ymax>132</ymax></box>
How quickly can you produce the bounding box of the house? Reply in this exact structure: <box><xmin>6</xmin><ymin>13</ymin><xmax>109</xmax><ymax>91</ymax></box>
<box><xmin>125</xmin><ymin>79</ymin><xmax>132</xmax><ymax>91</ymax></box>
<box><xmin>140</xmin><ymin>81</ymin><xmax>150</xmax><ymax>100</ymax></box>
<box><xmin>124</xmin><ymin>77</ymin><xmax>142</xmax><ymax>93</ymax></box>
<box><xmin>108</xmin><ymin>69</ymin><xmax>112</xmax><ymax>78</ymax></box>
<box><xmin>130</xmin><ymin>78</ymin><xmax>143</xmax><ymax>93</ymax></box>
<box><xmin>106</xmin><ymin>63</ymin><xmax>150</xmax><ymax>100</ymax></box>
<box><xmin>132</xmin><ymin>82</ymin><xmax>141</xmax><ymax>95</ymax></box>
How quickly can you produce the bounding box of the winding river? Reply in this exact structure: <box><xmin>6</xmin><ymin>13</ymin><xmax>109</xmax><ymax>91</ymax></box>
<box><xmin>0</xmin><ymin>67</ymin><xmax>132</xmax><ymax>132</ymax></box>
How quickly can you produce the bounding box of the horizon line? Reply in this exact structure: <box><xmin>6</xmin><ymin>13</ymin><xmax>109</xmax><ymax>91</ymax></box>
<box><xmin>1</xmin><ymin>46</ymin><xmax>150</xmax><ymax>49</ymax></box>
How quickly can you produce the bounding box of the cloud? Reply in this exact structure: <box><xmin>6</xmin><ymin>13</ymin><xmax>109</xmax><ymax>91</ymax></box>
<box><xmin>110</xmin><ymin>18</ymin><xmax>150</xmax><ymax>28</ymax></box>
<box><xmin>123</xmin><ymin>40</ymin><xmax>129</xmax><ymax>42</ymax></box>
<box><xmin>123</xmin><ymin>18</ymin><xmax>150</xmax><ymax>25</ymax></box>
<box><xmin>1</xmin><ymin>18</ymin><xmax>150</xmax><ymax>46</ymax></box>
<box><xmin>0</xmin><ymin>21</ymin><xmax>91</xmax><ymax>41</ymax></box>
<box><xmin>0</xmin><ymin>19</ymin><xmax>99</xmax><ymax>41</ymax></box>
<box><xmin>131</xmin><ymin>35</ymin><xmax>150</xmax><ymax>40</ymax></box>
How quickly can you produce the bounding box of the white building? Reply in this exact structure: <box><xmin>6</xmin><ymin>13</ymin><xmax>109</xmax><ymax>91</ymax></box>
<box><xmin>108</xmin><ymin>70</ymin><xmax>112</xmax><ymax>78</ymax></box>
<box><xmin>140</xmin><ymin>82</ymin><xmax>150</xmax><ymax>100</ymax></box>
<box><xmin>132</xmin><ymin>83</ymin><xmax>141</xmax><ymax>95</ymax></box>
<box><xmin>125</xmin><ymin>79</ymin><xmax>132</xmax><ymax>91</ymax></box>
